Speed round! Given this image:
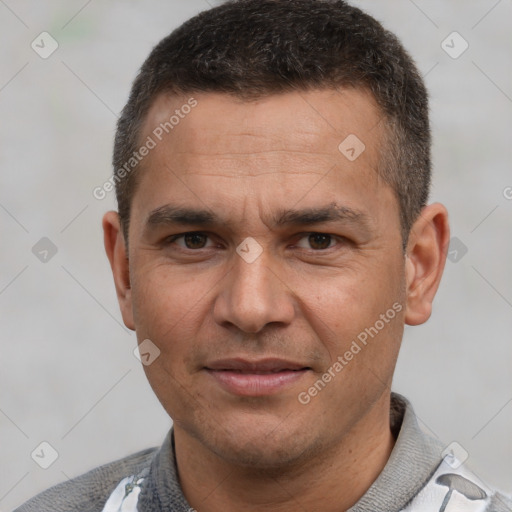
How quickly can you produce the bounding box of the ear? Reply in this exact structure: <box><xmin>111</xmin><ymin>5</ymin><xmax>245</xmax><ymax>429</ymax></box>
<box><xmin>404</xmin><ymin>203</ymin><xmax>450</xmax><ymax>326</ymax></box>
<box><xmin>102</xmin><ymin>211</ymin><xmax>135</xmax><ymax>330</ymax></box>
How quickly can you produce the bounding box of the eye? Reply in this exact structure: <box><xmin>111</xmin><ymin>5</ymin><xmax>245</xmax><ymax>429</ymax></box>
<box><xmin>166</xmin><ymin>232</ymin><xmax>213</xmax><ymax>250</ymax></box>
<box><xmin>295</xmin><ymin>233</ymin><xmax>337</xmax><ymax>250</ymax></box>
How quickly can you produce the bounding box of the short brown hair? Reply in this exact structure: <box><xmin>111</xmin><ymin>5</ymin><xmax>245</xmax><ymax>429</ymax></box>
<box><xmin>113</xmin><ymin>0</ymin><xmax>431</xmax><ymax>248</ymax></box>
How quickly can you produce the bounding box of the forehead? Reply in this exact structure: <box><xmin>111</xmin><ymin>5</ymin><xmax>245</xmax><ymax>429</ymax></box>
<box><xmin>142</xmin><ymin>88</ymin><xmax>383</xmax><ymax>165</ymax></box>
<box><xmin>132</xmin><ymin>88</ymin><xmax>395</xmax><ymax>230</ymax></box>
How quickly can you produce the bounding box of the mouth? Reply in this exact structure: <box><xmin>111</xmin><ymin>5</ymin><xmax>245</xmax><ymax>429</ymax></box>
<box><xmin>204</xmin><ymin>358</ymin><xmax>311</xmax><ymax>396</ymax></box>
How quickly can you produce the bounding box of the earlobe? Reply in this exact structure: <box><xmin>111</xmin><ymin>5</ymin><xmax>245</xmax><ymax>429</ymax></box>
<box><xmin>102</xmin><ymin>211</ymin><xmax>135</xmax><ymax>331</ymax></box>
<box><xmin>404</xmin><ymin>203</ymin><xmax>450</xmax><ymax>326</ymax></box>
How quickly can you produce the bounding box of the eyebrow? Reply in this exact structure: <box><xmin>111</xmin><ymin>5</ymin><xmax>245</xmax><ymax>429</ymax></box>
<box><xmin>273</xmin><ymin>203</ymin><xmax>369</xmax><ymax>228</ymax></box>
<box><xmin>144</xmin><ymin>202</ymin><xmax>371</xmax><ymax>232</ymax></box>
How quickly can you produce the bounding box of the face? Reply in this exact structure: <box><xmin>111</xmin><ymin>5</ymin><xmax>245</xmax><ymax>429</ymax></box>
<box><xmin>121</xmin><ymin>89</ymin><xmax>409</xmax><ymax>468</ymax></box>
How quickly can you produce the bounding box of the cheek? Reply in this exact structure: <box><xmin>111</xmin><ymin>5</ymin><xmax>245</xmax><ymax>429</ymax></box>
<box><xmin>303</xmin><ymin>270</ymin><xmax>389</xmax><ymax>321</ymax></box>
<box><xmin>132</xmin><ymin>269</ymin><xmax>209</xmax><ymax>410</ymax></box>
<box><xmin>131</xmin><ymin>263</ymin><xmax>209</xmax><ymax>344</ymax></box>
<box><xmin>298</xmin><ymin>260</ymin><xmax>404</xmax><ymax>353</ymax></box>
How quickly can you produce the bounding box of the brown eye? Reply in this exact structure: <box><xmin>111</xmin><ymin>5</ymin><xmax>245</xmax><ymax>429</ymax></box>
<box><xmin>166</xmin><ymin>232</ymin><xmax>213</xmax><ymax>250</ymax></box>
<box><xmin>183</xmin><ymin>233</ymin><xmax>208</xmax><ymax>249</ymax></box>
<box><xmin>307</xmin><ymin>233</ymin><xmax>333</xmax><ymax>250</ymax></box>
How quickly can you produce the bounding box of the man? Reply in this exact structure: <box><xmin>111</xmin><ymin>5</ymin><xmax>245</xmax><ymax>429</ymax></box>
<box><xmin>16</xmin><ymin>0</ymin><xmax>511</xmax><ymax>511</ymax></box>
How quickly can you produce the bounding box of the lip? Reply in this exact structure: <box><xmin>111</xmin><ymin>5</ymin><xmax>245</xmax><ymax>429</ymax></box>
<box><xmin>205</xmin><ymin>358</ymin><xmax>311</xmax><ymax>396</ymax></box>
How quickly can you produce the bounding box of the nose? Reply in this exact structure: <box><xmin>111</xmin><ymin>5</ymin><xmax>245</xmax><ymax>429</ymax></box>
<box><xmin>213</xmin><ymin>248</ymin><xmax>296</xmax><ymax>333</ymax></box>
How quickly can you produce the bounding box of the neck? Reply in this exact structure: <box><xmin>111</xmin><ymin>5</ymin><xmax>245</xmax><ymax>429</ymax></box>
<box><xmin>174</xmin><ymin>393</ymin><xmax>396</xmax><ymax>512</ymax></box>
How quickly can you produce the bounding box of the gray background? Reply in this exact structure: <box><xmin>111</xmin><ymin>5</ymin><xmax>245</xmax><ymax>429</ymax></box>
<box><xmin>1</xmin><ymin>0</ymin><xmax>511</xmax><ymax>509</ymax></box>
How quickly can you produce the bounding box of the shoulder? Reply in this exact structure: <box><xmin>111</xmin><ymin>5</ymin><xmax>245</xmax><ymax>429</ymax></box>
<box><xmin>14</xmin><ymin>447</ymin><xmax>157</xmax><ymax>512</ymax></box>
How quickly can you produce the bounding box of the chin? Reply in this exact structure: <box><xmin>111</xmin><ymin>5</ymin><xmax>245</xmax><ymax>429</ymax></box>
<box><xmin>191</xmin><ymin>411</ymin><xmax>321</xmax><ymax>471</ymax></box>
<box><xmin>214</xmin><ymin>435</ymin><xmax>311</xmax><ymax>470</ymax></box>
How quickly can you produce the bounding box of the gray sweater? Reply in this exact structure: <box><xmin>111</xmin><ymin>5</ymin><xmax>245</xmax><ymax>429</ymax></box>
<box><xmin>15</xmin><ymin>393</ymin><xmax>512</xmax><ymax>511</ymax></box>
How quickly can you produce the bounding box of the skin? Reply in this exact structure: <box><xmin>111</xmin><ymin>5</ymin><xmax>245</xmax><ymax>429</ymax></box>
<box><xmin>103</xmin><ymin>88</ymin><xmax>450</xmax><ymax>511</ymax></box>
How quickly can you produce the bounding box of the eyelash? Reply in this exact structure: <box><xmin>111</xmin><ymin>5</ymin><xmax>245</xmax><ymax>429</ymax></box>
<box><xmin>164</xmin><ymin>231</ymin><xmax>345</xmax><ymax>252</ymax></box>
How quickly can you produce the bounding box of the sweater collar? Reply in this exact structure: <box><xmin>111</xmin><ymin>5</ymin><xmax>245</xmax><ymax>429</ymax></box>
<box><xmin>348</xmin><ymin>393</ymin><xmax>444</xmax><ymax>512</ymax></box>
